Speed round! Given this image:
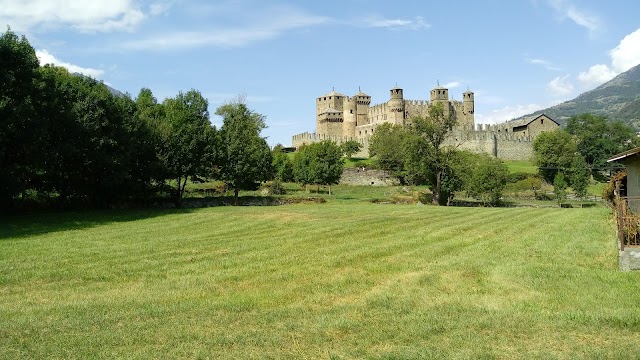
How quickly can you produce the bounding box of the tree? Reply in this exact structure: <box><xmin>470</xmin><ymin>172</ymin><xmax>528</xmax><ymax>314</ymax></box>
<box><xmin>272</xmin><ymin>147</ymin><xmax>294</xmax><ymax>182</ymax></box>
<box><xmin>160</xmin><ymin>90</ymin><xmax>217</xmax><ymax>205</ymax></box>
<box><xmin>533</xmin><ymin>129</ymin><xmax>578</xmax><ymax>183</ymax></box>
<box><xmin>566</xmin><ymin>113</ymin><xmax>639</xmax><ymax>172</ymax></box>
<box><xmin>293</xmin><ymin>141</ymin><xmax>344</xmax><ymax>194</ymax></box>
<box><xmin>405</xmin><ymin>102</ymin><xmax>458</xmax><ymax>205</ymax></box>
<box><xmin>466</xmin><ymin>154</ymin><xmax>509</xmax><ymax>206</ymax></box>
<box><xmin>309</xmin><ymin>141</ymin><xmax>344</xmax><ymax>195</ymax></box>
<box><xmin>216</xmin><ymin>101</ymin><xmax>272</xmax><ymax>205</ymax></box>
<box><xmin>569</xmin><ymin>155</ymin><xmax>590</xmax><ymax>200</ymax></box>
<box><xmin>0</xmin><ymin>29</ymin><xmax>41</xmax><ymax>210</ymax></box>
<box><xmin>340</xmin><ymin>140</ymin><xmax>362</xmax><ymax>160</ymax></box>
<box><xmin>553</xmin><ymin>172</ymin><xmax>568</xmax><ymax>206</ymax></box>
<box><xmin>368</xmin><ymin>123</ymin><xmax>411</xmax><ymax>181</ymax></box>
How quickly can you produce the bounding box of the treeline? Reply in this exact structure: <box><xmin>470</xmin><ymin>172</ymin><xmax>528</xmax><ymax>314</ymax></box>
<box><xmin>532</xmin><ymin>113</ymin><xmax>639</xmax><ymax>199</ymax></box>
<box><xmin>0</xmin><ymin>30</ymin><xmax>286</xmax><ymax>211</ymax></box>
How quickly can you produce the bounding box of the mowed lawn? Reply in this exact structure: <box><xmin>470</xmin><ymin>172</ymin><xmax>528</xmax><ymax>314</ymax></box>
<box><xmin>1</xmin><ymin>204</ymin><xmax>640</xmax><ymax>359</ymax></box>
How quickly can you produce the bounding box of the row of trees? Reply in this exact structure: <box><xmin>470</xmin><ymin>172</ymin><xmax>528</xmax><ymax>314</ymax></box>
<box><xmin>0</xmin><ymin>30</ymin><xmax>280</xmax><ymax>210</ymax></box>
<box><xmin>368</xmin><ymin>103</ymin><xmax>510</xmax><ymax>205</ymax></box>
<box><xmin>532</xmin><ymin>113</ymin><xmax>639</xmax><ymax>199</ymax></box>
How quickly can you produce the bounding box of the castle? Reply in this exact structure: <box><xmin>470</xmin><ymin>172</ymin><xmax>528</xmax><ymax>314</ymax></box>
<box><xmin>291</xmin><ymin>84</ymin><xmax>559</xmax><ymax>160</ymax></box>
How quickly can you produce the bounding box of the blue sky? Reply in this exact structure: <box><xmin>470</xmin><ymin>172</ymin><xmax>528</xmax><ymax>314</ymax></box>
<box><xmin>3</xmin><ymin>0</ymin><xmax>640</xmax><ymax>146</ymax></box>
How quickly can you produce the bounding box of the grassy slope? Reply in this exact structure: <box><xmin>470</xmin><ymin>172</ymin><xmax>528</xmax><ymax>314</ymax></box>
<box><xmin>1</xmin><ymin>204</ymin><xmax>638</xmax><ymax>359</ymax></box>
<box><xmin>503</xmin><ymin>160</ymin><xmax>537</xmax><ymax>174</ymax></box>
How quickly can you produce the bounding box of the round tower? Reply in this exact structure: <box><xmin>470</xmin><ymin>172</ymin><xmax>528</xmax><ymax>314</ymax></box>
<box><xmin>463</xmin><ymin>89</ymin><xmax>475</xmax><ymax>128</ymax></box>
<box><xmin>343</xmin><ymin>97</ymin><xmax>357</xmax><ymax>138</ymax></box>
<box><xmin>388</xmin><ymin>86</ymin><xmax>405</xmax><ymax>125</ymax></box>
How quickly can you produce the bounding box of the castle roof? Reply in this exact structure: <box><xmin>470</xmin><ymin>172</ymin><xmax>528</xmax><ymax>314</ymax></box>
<box><xmin>507</xmin><ymin>114</ymin><xmax>559</xmax><ymax>128</ymax></box>
<box><xmin>323</xmin><ymin>90</ymin><xmax>345</xmax><ymax>97</ymax></box>
<box><xmin>354</xmin><ymin>91</ymin><xmax>369</xmax><ymax>97</ymax></box>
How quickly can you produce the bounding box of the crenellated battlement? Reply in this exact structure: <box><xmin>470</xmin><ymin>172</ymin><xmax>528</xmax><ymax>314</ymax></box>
<box><xmin>294</xmin><ymin>84</ymin><xmax>558</xmax><ymax>161</ymax></box>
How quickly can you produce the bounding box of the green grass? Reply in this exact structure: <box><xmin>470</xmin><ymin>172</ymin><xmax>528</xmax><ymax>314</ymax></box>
<box><xmin>503</xmin><ymin>159</ymin><xmax>538</xmax><ymax>174</ymax></box>
<box><xmin>1</xmin><ymin>203</ymin><xmax>638</xmax><ymax>358</ymax></box>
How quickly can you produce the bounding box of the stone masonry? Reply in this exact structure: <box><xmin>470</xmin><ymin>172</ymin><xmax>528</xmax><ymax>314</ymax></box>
<box><xmin>292</xmin><ymin>83</ymin><xmax>560</xmax><ymax>160</ymax></box>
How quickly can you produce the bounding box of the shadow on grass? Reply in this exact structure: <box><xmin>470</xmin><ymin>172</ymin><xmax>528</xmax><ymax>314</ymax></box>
<box><xmin>0</xmin><ymin>208</ymin><xmax>197</xmax><ymax>241</ymax></box>
<box><xmin>0</xmin><ymin>195</ymin><xmax>327</xmax><ymax>240</ymax></box>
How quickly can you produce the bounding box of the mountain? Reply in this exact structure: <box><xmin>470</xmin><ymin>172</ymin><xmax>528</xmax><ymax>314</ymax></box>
<box><xmin>516</xmin><ymin>64</ymin><xmax>640</xmax><ymax>128</ymax></box>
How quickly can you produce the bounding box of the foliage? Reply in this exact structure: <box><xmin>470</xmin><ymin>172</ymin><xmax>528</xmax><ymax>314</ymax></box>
<box><xmin>272</xmin><ymin>147</ymin><xmax>294</xmax><ymax>182</ymax></box>
<box><xmin>0</xmin><ymin>29</ymin><xmax>41</xmax><ymax>210</ymax></box>
<box><xmin>216</xmin><ymin>102</ymin><xmax>272</xmax><ymax>204</ymax></box>
<box><xmin>533</xmin><ymin>129</ymin><xmax>578</xmax><ymax>183</ymax></box>
<box><xmin>368</xmin><ymin>123</ymin><xmax>411</xmax><ymax>181</ymax></box>
<box><xmin>404</xmin><ymin>102</ymin><xmax>458</xmax><ymax>205</ymax></box>
<box><xmin>553</xmin><ymin>172</ymin><xmax>568</xmax><ymax>205</ymax></box>
<box><xmin>466</xmin><ymin>153</ymin><xmax>510</xmax><ymax>205</ymax></box>
<box><xmin>160</xmin><ymin>90</ymin><xmax>217</xmax><ymax>205</ymax></box>
<box><xmin>340</xmin><ymin>140</ymin><xmax>362</xmax><ymax>159</ymax></box>
<box><xmin>569</xmin><ymin>155</ymin><xmax>590</xmax><ymax>199</ymax></box>
<box><xmin>565</xmin><ymin>113</ymin><xmax>638</xmax><ymax>171</ymax></box>
<box><xmin>293</xmin><ymin>141</ymin><xmax>344</xmax><ymax>194</ymax></box>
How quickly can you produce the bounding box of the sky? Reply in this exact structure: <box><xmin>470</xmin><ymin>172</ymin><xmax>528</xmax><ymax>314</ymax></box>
<box><xmin>3</xmin><ymin>0</ymin><xmax>640</xmax><ymax>146</ymax></box>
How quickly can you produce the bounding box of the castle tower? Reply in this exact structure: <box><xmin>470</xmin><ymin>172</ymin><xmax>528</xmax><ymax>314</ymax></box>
<box><xmin>462</xmin><ymin>89</ymin><xmax>475</xmax><ymax>128</ymax></box>
<box><xmin>343</xmin><ymin>96</ymin><xmax>357</xmax><ymax>138</ymax></box>
<box><xmin>429</xmin><ymin>83</ymin><xmax>451</xmax><ymax>118</ymax></box>
<box><xmin>316</xmin><ymin>89</ymin><xmax>345</xmax><ymax>136</ymax></box>
<box><xmin>388</xmin><ymin>86</ymin><xmax>405</xmax><ymax>125</ymax></box>
<box><xmin>354</xmin><ymin>89</ymin><xmax>371</xmax><ymax>126</ymax></box>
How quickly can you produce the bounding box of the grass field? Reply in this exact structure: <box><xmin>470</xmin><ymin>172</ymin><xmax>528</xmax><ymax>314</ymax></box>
<box><xmin>2</xmin><ymin>203</ymin><xmax>639</xmax><ymax>359</ymax></box>
<box><xmin>502</xmin><ymin>160</ymin><xmax>538</xmax><ymax>174</ymax></box>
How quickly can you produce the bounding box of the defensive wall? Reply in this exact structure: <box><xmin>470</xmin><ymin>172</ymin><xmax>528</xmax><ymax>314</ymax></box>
<box><xmin>293</xmin><ymin>125</ymin><xmax>535</xmax><ymax>161</ymax></box>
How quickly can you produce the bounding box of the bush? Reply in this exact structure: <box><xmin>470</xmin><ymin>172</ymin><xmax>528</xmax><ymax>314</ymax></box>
<box><xmin>507</xmin><ymin>172</ymin><xmax>532</xmax><ymax>183</ymax></box>
<box><xmin>262</xmin><ymin>180</ymin><xmax>286</xmax><ymax>195</ymax></box>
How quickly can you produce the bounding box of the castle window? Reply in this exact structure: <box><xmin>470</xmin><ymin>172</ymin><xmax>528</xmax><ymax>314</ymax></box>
<box><xmin>350</xmin><ymin>109</ymin><xmax>353</xmax><ymax>114</ymax></box>
<box><xmin>541</xmin><ymin>119</ymin><xmax>544</xmax><ymax>124</ymax></box>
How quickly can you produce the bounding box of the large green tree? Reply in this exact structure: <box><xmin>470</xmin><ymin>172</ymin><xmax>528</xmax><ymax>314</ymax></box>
<box><xmin>0</xmin><ymin>29</ymin><xmax>42</xmax><ymax>209</ymax></box>
<box><xmin>566</xmin><ymin>113</ymin><xmax>639</xmax><ymax>171</ymax></box>
<box><xmin>405</xmin><ymin>102</ymin><xmax>458</xmax><ymax>205</ymax></box>
<box><xmin>216</xmin><ymin>102</ymin><xmax>272</xmax><ymax>204</ymax></box>
<box><xmin>293</xmin><ymin>141</ymin><xmax>344</xmax><ymax>194</ymax></box>
<box><xmin>533</xmin><ymin>129</ymin><xmax>578</xmax><ymax>183</ymax></box>
<box><xmin>160</xmin><ymin>90</ymin><xmax>217</xmax><ymax>205</ymax></box>
<box><xmin>368</xmin><ymin>123</ymin><xmax>412</xmax><ymax>181</ymax></box>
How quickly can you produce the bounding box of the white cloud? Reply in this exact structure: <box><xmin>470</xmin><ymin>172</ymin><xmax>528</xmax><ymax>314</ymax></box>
<box><xmin>547</xmin><ymin>0</ymin><xmax>601</xmax><ymax>35</ymax></box>
<box><xmin>526</xmin><ymin>56</ymin><xmax>562</xmax><ymax>71</ymax></box>
<box><xmin>360</xmin><ymin>15</ymin><xmax>430</xmax><ymax>30</ymax></box>
<box><xmin>120</xmin><ymin>6</ymin><xmax>329</xmax><ymax>50</ymax></box>
<box><xmin>475</xmin><ymin>103</ymin><xmax>544</xmax><ymax>124</ymax></box>
<box><xmin>36</xmin><ymin>50</ymin><xmax>104</xmax><ymax>78</ymax></box>
<box><xmin>577</xmin><ymin>28</ymin><xmax>640</xmax><ymax>88</ymax></box>
<box><xmin>442</xmin><ymin>81</ymin><xmax>461</xmax><ymax>89</ymax></box>
<box><xmin>610</xmin><ymin>28</ymin><xmax>640</xmax><ymax>73</ymax></box>
<box><xmin>0</xmin><ymin>0</ymin><xmax>146</xmax><ymax>32</ymax></box>
<box><xmin>577</xmin><ymin>64</ymin><xmax>617</xmax><ymax>88</ymax></box>
<box><xmin>547</xmin><ymin>74</ymin><xmax>574</xmax><ymax>97</ymax></box>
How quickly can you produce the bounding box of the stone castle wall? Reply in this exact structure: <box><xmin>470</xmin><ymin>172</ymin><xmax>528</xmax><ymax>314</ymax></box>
<box><xmin>293</xmin><ymin>126</ymin><xmax>534</xmax><ymax>161</ymax></box>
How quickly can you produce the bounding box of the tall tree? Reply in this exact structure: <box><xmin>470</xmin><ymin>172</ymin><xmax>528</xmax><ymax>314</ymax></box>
<box><xmin>160</xmin><ymin>90</ymin><xmax>217</xmax><ymax>205</ymax></box>
<box><xmin>405</xmin><ymin>102</ymin><xmax>458</xmax><ymax>205</ymax></box>
<box><xmin>0</xmin><ymin>29</ymin><xmax>41</xmax><ymax>209</ymax></box>
<box><xmin>533</xmin><ymin>129</ymin><xmax>578</xmax><ymax>184</ymax></box>
<box><xmin>216</xmin><ymin>101</ymin><xmax>272</xmax><ymax>205</ymax></box>
<box><xmin>309</xmin><ymin>141</ymin><xmax>344</xmax><ymax>195</ymax></box>
<box><xmin>272</xmin><ymin>147</ymin><xmax>294</xmax><ymax>182</ymax></box>
<box><xmin>368</xmin><ymin>122</ymin><xmax>413</xmax><ymax>182</ymax></box>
